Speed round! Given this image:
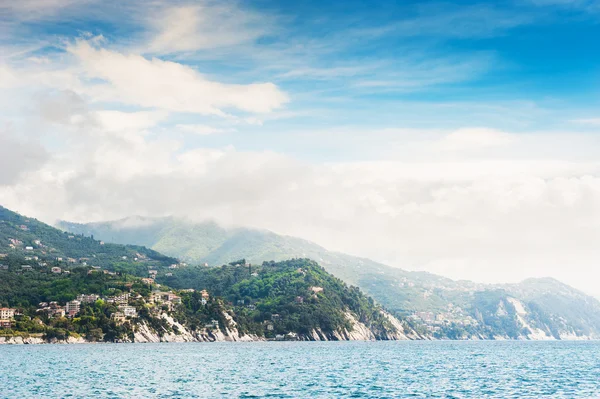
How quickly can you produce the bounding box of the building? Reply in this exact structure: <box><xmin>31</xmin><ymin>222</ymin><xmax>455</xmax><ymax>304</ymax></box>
<box><xmin>25</xmin><ymin>246</ymin><xmax>33</xmax><ymax>251</ymax></box>
<box><xmin>204</xmin><ymin>319</ymin><xmax>219</xmax><ymax>329</ymax></box>
<box><xmin>118</xmin><ymin>306</ymin><xmax>137</xmax><ymax>318</ymax></box>
<box><xmin>77</xmin><ymin>294</ymin><xmax>100</xmax><ymax>303</ymax></box>
<box><xmin>21</xmin><ymin>265</ymin><xmax>32</xmax><ymax>271</ymax></box>
<box><xmin>141</xmin><ymin>278</ymin><xmax>155</xmax><ymax>285</ymax></box>
<box><xmin>0</xmin><ymin>308</ymin><xmax>16</xmax><ymax>319</ymax></box>
<box><xmin>159</xmin><ymin>292</ymin><xmax>181</xmax><ymax>304</ymax></box>
<box><xmin>107</xmin><ymin>294</ymin><xmax>129</xmax><ymax>305</ymax></box>
<box><xmin>200</xmin><ymin>290</ymin><xmax>210</xmax><ymax>300</ymax></box>
<box><xmin>65</xmin><ymin>300</ymin><xmax>81</xmax><ymax>317</ymax></box>
<box><xmin>0</xmin><ymin>319</ymin><xmax>13</xmax><ymax>329</ymax></box>
<box><xmin>295</xmin><ymin>296</ymin><xmax>304</xmax><ymax>304</ymax></box>
<box><xmin>51</xmin><ymin>267</ymin><xmax>62</xmax><ymax>274</ymax></box>
<box><xmin>111</xmin><ymin>312</ymin><xmax>126</xmax><ymax>325</ymax></box>
<box><xmin>0</xmin><ymin>264</ymin><xmax>8</xmax><ymax>270</ymax></box>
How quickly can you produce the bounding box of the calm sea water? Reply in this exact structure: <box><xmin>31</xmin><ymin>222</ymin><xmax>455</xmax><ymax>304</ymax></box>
<box><xmin>2</xmin><ymin>341</ymin><xmax>600</xmax><ymax>398</ymax></box>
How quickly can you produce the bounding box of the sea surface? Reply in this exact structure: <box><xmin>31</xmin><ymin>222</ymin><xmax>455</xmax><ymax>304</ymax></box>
<box><xmin>2</xmin><ymin>340</ymin><xmax>600</xmax><ymax>398</ymax></box>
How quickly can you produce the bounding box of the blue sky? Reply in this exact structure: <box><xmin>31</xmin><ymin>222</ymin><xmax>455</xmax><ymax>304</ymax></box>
<box><xmin>4</xmin><ymin>0</ymin><xmax>600</xmax><ymax>151</ymax></box>
<box><xmin>2</xmin><ymin>0</ymin><xmax>600</xmax><ymax>295</ymax></box>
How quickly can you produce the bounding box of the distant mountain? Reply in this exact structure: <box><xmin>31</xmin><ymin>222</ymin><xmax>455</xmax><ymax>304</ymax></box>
<box><xmin>0</xmin><ymin>206</ymin><xmax>411</xmax><ymax>342</ymax></box>
<box><xmin>59</xmin><ymin>215</ymin><xmax>600</xmax><ymax>340</ymax></box>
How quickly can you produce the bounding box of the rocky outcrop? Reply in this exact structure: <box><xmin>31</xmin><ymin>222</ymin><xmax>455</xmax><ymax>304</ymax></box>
<box><xmin>0</xmin><ymin>335</ymin><xmax>87</xmax><ymax>345</ymax></box>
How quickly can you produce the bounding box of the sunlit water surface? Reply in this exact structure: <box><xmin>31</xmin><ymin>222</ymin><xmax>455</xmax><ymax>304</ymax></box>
<box><xmin>2</xmin><ymin>340</ymin><xmax>600</xmax><ymax>398</ymax></box>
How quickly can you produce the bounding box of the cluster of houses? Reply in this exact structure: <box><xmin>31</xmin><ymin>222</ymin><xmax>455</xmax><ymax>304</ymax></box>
<box><xmin>0</xmin><ymin>308</ymin><xmax>18</xmax><ymax>328</ymax></box>
<box><xmin>409</xmin><ymin>304</ymin><xmax>478</xmax><ymax>332</ymax></box>
<box><xmin>34</xmin><ymin>292</ymin><xmax>143</xmax><ymax>322</ymax></box>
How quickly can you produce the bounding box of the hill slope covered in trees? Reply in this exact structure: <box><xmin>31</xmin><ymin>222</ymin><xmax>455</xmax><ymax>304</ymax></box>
<box><xmin>1</xmin><ymin>206</ymin><xmax>411</xmax><ymax>342</ymax></box>
<box><xmin>59</xmin><ymin>215</ymin><xmax>600</xmax><ymax>340</ymax></box>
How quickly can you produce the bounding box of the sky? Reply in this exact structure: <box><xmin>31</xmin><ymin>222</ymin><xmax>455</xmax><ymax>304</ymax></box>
<box><xmin>2</xmin><ymin>0</ymin><xmax>600</xmax><ymax>296</ymax></box>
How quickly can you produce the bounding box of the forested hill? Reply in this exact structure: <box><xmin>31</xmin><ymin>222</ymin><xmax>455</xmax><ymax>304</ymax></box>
<box><xmin>158</xmin><ymin>258</ymin><xmax>415</xmax><ymax>340</ymax></box>
<box><xmin>59</xmin><ymin>215</ymin><xmax>600</xmax><ymax>340</ymax></box>
<box><xmin>0</xmin><ymin>206</ymin><xmax>177</xmax><ymax>275</ymax></box>
<box><xmin>0</xmin><ymin>206</ymin><xmax>412</xmax><ymax>342</ymax></box>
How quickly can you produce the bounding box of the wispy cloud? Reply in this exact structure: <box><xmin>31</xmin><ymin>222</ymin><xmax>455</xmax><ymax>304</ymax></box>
<box><xmin>175</xmin><ymin>124</ymin><xmax>234</xmax><ymax>135</ymax></box>
<box><xmin>354</xmin><ymin>3</ymin><xmax>534</xmax><ymax>40</ymax></box>
<box><xmin>67</xmin><ymin>39</ymin><xmax>288</xmax><ymax>116</ymax></box>
<box><xmin>146</xmin><ymin>3</ymin><xmax>272</xmax><ymax>54</ymax></box>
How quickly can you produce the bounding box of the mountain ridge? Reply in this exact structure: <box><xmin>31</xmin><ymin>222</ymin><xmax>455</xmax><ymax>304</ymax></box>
<box><xmin>0</xmin><ymin>205</ymin><xmax>413</xmax><ymax>343</ymax></box>
<box><xmin>58</xmin><ymin>215</ymin><xmax>600</xmax><ymax>340</ymax></box>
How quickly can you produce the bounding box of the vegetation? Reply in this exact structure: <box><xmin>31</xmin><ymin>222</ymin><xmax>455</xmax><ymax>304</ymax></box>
<box><xmin>161</xmin><ymin>258</ymin><xmax>398</xmax><ymax>339</ymax></box>
<box><xmin>1</xmin><ymin>206</ymin><xmax>401</xmax><ymax>342</ymax></box>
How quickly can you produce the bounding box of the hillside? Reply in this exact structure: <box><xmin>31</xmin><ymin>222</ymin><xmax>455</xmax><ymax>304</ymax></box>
<box><xmin>1</xmin><ymin>206</ymin><xmax>178</xmax><ymax>276</ymax></box>
<box><xmin>59</xmin><ymin>216</ymin><xmax>600</xmax><ymax>340</ymax></box>
<box><xmin>0</xmin><ymin>206</ymin><xmax>410</xmax><ymax>342</ymax></box>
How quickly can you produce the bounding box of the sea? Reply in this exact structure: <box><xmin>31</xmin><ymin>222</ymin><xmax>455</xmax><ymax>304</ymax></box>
<box><xmin>1</xmin><ymin>340</ymin><xmax>599</xmax><ymax>398</ymax></box>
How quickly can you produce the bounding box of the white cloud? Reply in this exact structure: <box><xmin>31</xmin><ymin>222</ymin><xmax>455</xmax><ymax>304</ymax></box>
<box><xmin>95</xmin><ymin>110</ymin><xmax>169</xmax><ymax>133</ymax></box>
<box><xmin>147</xmin><ymin>4</ymin><xmax>269</xmax><ymax>53</ymax></box>
<box><xmin>68</xmin><ymin>40</ymin><xmax>289</xmax><ymax>116</ymax></box>
<box><xmin>175</xmin><ymin>124</ymin><xmax>233</xmax><ymax>135</ymax></box>
<box><xmin>0</xmin><ymin>128</ymin><xmax>48</xmax><ymax>185</ymax></box>
<box><xmin>436</xmin><ymin>127</ymin><xmax>516</xmax><ymax>152</ymax></box>
<box><xmin>4</xmin><ymin>119</ymin><xmax>600</xmax><ymax>296</ymax></box>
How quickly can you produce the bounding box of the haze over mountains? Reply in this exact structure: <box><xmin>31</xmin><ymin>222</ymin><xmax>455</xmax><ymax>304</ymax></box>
<box><xmin>59</xmin><ymin>215</ymin><xmax>600</xmax><ymax>340</ymax></box>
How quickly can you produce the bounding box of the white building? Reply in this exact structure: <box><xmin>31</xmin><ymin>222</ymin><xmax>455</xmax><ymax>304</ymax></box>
<box><xmin>118</xmin><ymin>305</ymin><xmax>138</xmax><ymax>318</ymax></box>
<box><xmin>0</xmin><ymin>308</ymin><xmax>16</xmax><ymax>319</ymax></box>
<box><xmin>65</xmin><ymin>300</ymin><xmax>81</xmax><ymax>316</ymax></box>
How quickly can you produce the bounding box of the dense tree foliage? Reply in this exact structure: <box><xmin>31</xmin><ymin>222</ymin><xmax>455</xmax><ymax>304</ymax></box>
<box><xmin>160</xmin><ymin>258</ymin><xmax>397</xmax><ymax>338</ymax></box>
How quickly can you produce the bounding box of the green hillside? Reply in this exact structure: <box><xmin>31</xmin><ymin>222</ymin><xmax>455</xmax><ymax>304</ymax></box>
<box><xmin>1</xmin><ymin>206</ymin><xmax>406</xmax><ymax>342</ymax></box>
<box><xmin>59</xmin><ymin>215</ymin><xmax>600</xmax><ymax>340</ymax></box>
<box><xmin>159</xmin><ymin>258</ymin><xmax>403</xmax><ymax>339</ymax></box>
<box><xmin>1</xmin><ymin>207</ymin><xmax>177</xmax><ymax>276</ymax></box>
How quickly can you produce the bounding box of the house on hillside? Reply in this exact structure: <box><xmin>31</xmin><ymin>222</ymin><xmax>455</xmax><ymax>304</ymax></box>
<box><xmin>0</xmin><ymin>319</ymin><xmax>13</xmax><ymax>329</ymax></box>
<box><xmin>77</xmin><ymin>294</ymin><xmax>100</xmax><ymax>303</ymax></box>
<box><xmin>111</xmin><ymin>312</ymin><xmax>126</xmax><ymax>325</ymax></box>
<box><xmin>107</xmin><ymin>294</ymin><xmax>129</xmax><ymax>306</ymax></box>
<box><xmin>0</xmin><ymin>308</ymin><xmax>16</xmax><ymax>319</ymax></box>
<box><xmin>65</xmin><ymin>301</ymin><xmax>81</xmax><ymax>317</ymax></box>
<box><xmin>118</xmin><ymin>305</ymin><xmax>137</xmax><ymax>318</ymax></box>
<box><xmin>51</xmin><ymin>267</ymin><xmax>62</xmax><ymax>274</ymax></box>
<box><xmin>204</xmin><ymin>319</ymin><xmax>219</xmax><ymax>329</ymax></box>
